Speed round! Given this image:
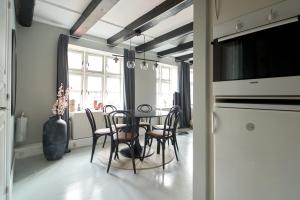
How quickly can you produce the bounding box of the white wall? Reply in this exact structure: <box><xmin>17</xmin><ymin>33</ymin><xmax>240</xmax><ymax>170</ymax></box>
<box><xmin>16</xmin><ymin>21</ymin><xmax>177</xmax><ymax>145</ymax></box>
<box><xmin>193</xmin><ymin>0</ymin><xmax>212</xmax><ymax>200</ymax></box>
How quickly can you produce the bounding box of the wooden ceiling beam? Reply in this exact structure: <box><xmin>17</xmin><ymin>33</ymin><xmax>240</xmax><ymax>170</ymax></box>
<box><xmin>157</xmin><ymin>41</ymin><xmax>193</xmax><ymax>57</ymax></box>
<box><xmin>175</xmin><ymin>53</ymin><xmax>193</xmax><ymax>61</ymax></box>
<box><xmin>135</xmin><ymin>22</ymin><xmax>193</xmax><ymax>52</ymax></box>
<box><xmin>107</xmin><ymin>0</ymin><xmax>192</xmax><ymax>46</ymax></box>
<box><xmin>70</xmin><ymin>0</ymin><xmax>120</xmax><ymax>37</ymax></box>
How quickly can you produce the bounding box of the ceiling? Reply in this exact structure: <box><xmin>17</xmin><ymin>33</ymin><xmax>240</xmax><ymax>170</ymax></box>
<box><xmin>33</xmin><ymin>0</ymin><xmax>194</xmax><ymax>61</ymax></box>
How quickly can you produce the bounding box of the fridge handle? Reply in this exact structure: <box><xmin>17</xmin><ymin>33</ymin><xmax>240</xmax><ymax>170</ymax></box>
<box><xmin>212</xmin><ymin>111</ymin><xmax>218</xmax><ymax>133</ymax></box>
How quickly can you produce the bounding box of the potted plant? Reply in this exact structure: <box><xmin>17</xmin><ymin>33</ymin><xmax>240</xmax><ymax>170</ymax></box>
<box><xmin>43</xmin><ymin>84</ymin><xmax>69</xmax><ymax>161</ymax></box>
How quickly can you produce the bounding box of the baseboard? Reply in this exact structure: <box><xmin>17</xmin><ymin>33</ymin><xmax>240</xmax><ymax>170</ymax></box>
<box><xmin>14</xmin><ymin>137</ymin><xmax>98</xmax><ymax>159</ymax></box>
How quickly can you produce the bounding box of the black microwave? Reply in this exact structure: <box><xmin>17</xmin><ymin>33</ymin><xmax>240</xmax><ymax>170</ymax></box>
<box><xmin>213</xmin><ymin>17</ymin><xmax>300</xmax><ymax>82</ymax></box>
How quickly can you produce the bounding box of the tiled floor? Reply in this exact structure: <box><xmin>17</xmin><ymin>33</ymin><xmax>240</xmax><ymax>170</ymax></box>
<box><xmin>13</xmin><ymin>130</ymin><xmax>193</xmax><ymax>200</ymax></box>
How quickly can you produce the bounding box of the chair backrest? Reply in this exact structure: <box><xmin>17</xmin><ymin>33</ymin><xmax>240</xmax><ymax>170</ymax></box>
<box><xmin>163</xmin><ymin>108</ymin><xmax>180</xmax><ymax>136</ymax></box>
<box><xmin>137</xmin><ymin>104</ymin><xmax>152</xmax><ymax>113</ymax></box>
<box><xmin>85</xmin><ymin>108</ymin><xmax>96</xmax><ymax>134</ymax></box>
<box><xmin>108</xmin><ymin>110</ymin><xmax>137</xmax><ymax>140</ymax></box>
<box><xmin>103</xmin><ymin>105</ymin><xmax>117</xmax><ymax>113</ymax></box>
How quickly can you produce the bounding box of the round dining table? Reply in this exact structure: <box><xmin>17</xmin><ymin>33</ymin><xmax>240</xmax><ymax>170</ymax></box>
<box><xmin>119</xmin><ymin>109</ymin><xmax>169</xmax><ymax>158</ymax></box>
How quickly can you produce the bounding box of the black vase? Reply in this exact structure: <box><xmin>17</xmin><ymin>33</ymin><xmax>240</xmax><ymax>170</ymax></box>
<box><xmin>43</xmin><ymin>115</ymin><xmax>67</xmax><ymax>161</ymax></box>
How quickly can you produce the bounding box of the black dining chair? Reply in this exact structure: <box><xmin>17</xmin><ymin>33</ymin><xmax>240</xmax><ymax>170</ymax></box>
<box><xmin>142</xmin><ymin>107</ymin><xmax>180</xmax><ymax>170</ymax></box>
<box><xmin>137</xmin><ymin>104</ymin><xmax>153</xmax><ymax>131</ymax></box>
<box><xmin>103</xmin><ymin>104</ymin><xmax>126</xmax><ymax>130</ymax></box>
<box><xmin>85</xmin><ymin>108</ymin><xmax>112</xmax><ymax>163</ymax></box>
<box><xmin>107</xmin><ymin>110</ymin><xmax>138</xmax><ymax>174</ymax></box>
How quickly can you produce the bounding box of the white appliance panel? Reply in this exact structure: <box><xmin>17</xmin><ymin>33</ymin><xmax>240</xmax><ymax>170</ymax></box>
<box><xmin>214</xmin><ymin>107</ymin><xmax>300</xmax><ymax>200</ymax></box>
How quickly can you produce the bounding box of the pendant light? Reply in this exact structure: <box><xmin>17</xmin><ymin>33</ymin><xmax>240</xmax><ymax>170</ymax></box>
<box><xmin>140</xmin><ymin>34</ymin><xmax>148</xmax><ymax>70</ymax></box>
<box><xmin>126</xmin><ymin>39</ymin><xmax>135</xmax><ymax>69</ymax></box>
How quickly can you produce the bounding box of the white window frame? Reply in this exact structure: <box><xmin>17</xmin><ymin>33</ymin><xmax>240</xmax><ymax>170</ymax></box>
<box><xmin>68</xmin><ymin>47</ymin><xmax>123</xmax><ymax>110</ymax></box>
<box><xmin>156</xmin><ymin>63</ymin><xmax>178</xmax><ymax>109</ymax></box>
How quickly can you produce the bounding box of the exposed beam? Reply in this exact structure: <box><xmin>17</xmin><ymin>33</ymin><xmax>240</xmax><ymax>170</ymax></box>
<box><xmin>70</xmin><ymin>0</ymin><xmax>120</xmax><ymax>37</ymax></box>
<box><xmin>175</xmin><ymin>53</ymin><xmax>193</xmax><ymax>61</ymax></box>
<box><xmin>136</xmin><ymin>22</ymin><xmax>193</xmax><ymax>52</ymax></box>
<box><xmin>157</xmin><ymin>41</ymin><xmax>193</xmax><ymax>57</ymax></box>
<box><xmin>107</xmin><ymin>0</ymin><xmax>193</xmax><ymax>46</ymax></box>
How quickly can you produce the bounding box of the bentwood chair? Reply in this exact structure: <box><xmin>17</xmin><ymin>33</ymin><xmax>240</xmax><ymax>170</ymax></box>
<box><xmin>103</xmin><ymin>105</ymin><xmax>126</xmax><ymax>131</ymax></box>
<box><xmin>152</xmin><ymin>105</ymin><xmax>180</xmax><ymax>150</ymax></box>
<box><xmin>142</xmin><ymin>107</ymin><xmax>180</xmax><ymax>170</ymax></box>
<box><xmin>85</xmin><ymin>108</ymin><xmax>111</xmax><ymax>163</ymax></box>
<box><xmin>107</xmin><ymin>110</ymin><xmax>138</xmax><ymax>174</ymax></box>
<box><xmin>137</xmin><ymin>104</ymin><xmax>153</xmax><ymax>131</ymax></box>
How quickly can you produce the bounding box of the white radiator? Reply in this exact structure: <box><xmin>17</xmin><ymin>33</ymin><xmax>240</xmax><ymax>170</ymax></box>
<box><xmin>70</xmin><ymin>111</ymin><xmax>106</xmax><ymax>140</ymax></box>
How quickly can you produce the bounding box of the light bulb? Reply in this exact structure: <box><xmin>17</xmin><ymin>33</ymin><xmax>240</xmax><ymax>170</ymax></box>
<box><xmin>127</xmin><ymin>60</ymin><xmax>135</xmax><ymax>69</ymax></box>
<box><xmin>140</xmin><ymin>61</ymin><xmax>148</xmax><ymax>70</ymax></box>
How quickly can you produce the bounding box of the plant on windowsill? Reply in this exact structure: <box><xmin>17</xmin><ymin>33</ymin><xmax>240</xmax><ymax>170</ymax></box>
<box><xmin>43</xmin><ymin>84</ymin><xmax>69</xmax><ymax>161</ymax></box>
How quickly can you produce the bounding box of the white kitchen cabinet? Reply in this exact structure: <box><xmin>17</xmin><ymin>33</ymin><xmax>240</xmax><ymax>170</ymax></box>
<box><xmin>213</xmin><ymin>0</ymin><xmax>300</xmax><ymax>39</ymax></box>
<box><xmin>213</xmin><ymin>106</ymin><xmax>300</xmax><ymax>200</ymax></box>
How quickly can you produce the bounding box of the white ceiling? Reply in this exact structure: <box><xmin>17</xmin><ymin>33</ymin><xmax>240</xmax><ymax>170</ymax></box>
<box><xmin>33</xmin><ymin>0</ymin><xmax>193</xmax><ymax>57</ymax></box>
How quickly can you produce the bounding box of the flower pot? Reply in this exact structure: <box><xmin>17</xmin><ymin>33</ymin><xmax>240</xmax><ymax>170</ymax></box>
<box><xmin>43</xmin><ymin>115</ymin><xmax>67</xmax><ymax>161</ymax></box>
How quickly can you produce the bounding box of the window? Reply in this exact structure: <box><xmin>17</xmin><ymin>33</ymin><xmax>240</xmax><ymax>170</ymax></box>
<box><xmin>156</xmin><ymin>63</ymin><xmax>178</xmax><ymax>109</ymax></box>
<box><xmin>190</xmin><ymin>68</ymin><xmax>193</xmax><ymax>107</ymax></box>
<box><xmin>68</xmin><ymin>47</ymin><xmax>123</xmax><ymax>110</ymax></box>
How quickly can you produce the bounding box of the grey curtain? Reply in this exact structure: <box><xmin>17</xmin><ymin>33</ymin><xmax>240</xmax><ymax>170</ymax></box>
<box><xmin>179</xmin><ymin>61</ymin><xmax>191</xmax><ymax>128</ymax></box>
<box><xmin>57</xmin><ymin>34</ymin><xmax>70</xmax><ymax>152</ymax></box>
<box><xmin>123</xmin><ymin>48</ymin><xmax>135</xmax><ymax>111</ymax></box>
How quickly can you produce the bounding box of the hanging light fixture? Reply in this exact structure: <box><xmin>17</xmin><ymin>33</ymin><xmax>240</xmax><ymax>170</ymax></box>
<box><xmin>153</xmin><ymin>61</ymin><xmax>159</xmax><ymax>71</ymax></box>
<box><xmin>113</xmin><ymin>56</ymin><xmax>119</xmax><ymax>63</ymax></box>
<box><xmin>126</xmin><ymin>39</ymin><xmax>135</xmax><ymax>69</ymax></box>
<box><xmin>140</xmin><ymin>34</ymin><xmax>148</xmax><ymax>70</ymax></box>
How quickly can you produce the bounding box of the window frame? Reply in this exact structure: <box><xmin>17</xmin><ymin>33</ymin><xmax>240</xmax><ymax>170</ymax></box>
<box><xmin>156</xmin><ymin>63</ymin><xmax>178</xmax><ymax>109</ymax></box>
<box><xmin>68</xmin><ymin>46</ymin><xmax>123</xmax><ymax>110</ymax></box>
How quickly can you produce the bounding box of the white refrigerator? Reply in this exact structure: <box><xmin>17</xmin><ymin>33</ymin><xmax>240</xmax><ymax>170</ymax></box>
<box><xmin>213</xmin><ymin>104</ymin><xmax>300</xmax><ymax>200</ymax></box>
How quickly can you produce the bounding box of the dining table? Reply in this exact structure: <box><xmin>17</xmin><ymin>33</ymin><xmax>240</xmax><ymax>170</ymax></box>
<box><xmin>116</xmin><ymin>109</ymin><xmax>169</xmax><ymax>158</ymax></box>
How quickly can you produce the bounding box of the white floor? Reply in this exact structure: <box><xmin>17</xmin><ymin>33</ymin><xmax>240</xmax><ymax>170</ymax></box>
<box><xmin>12</xmin><ymin>130</ymin><xmax>193</xmax><ymax>200</ymax></box>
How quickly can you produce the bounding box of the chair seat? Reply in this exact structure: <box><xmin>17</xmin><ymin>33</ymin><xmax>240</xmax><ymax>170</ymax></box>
<box><xmin>146</xmin><ymin>130</ymin><xmax>171</xmax><ymax>138</ymax></box>
<box><xmin>116</xmin><ymin>123</ymin><xmax>127</xmax><ymax>128</ymax></box>
<box><xmin>152</xmin><ymin>124</ymin><xmax>171</xmax><ymax>130</ymax></box>
<box><xmin>139</xmin><ymin>121</ymin><xmax>150</xmax><ymax>126</ymax></box>
<box><xmin>95</xmin><ymin>128</ymin><xmax>111</xmax><ymax>135</ymax></box>
<box><xmin>114</xmin><ymin>131</ymin><xmax>138</xmax><ymax>141</ymax></box>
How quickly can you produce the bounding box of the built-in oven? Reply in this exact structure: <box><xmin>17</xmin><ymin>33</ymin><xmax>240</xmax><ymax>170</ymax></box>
<box><xmin>213</xmin><ymin>16</ymin><xmax>300</xmax><ymax>97</ymax></box>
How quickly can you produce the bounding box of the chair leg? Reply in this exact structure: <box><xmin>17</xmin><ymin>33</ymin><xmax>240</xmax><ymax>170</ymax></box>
<box><xmin>129</xmin><ymin>146</ymin><xmax>136</xmax><ymax>174</ymax></box>
<box><xmin>141</xmin><ymin>135</ymin><xmax>148</xmax><ymax>161</ymax></box>
<box><xmin>162</xmin><ymin>141</ymin><xmax>165</xmax><ymax>170</ymax></box>
<box><xmin>172</xmin><ymin>138</ymin><xmax>179</xmax><ymax>161</ymax></box>
<box><xmin>90</xmin><ymin>137</ymin><xmax>98</xmax><ymax>163</ymax></box>
<box><xmin>114</xmin><ymin>145</ymin><xmax>119</xmax><ymax>160</ymax></box>
<box><xmin>148</xmin><ymin>138</ymin><xmax>153</xmax><ymax>147</ymax></box>
<box><xmin>102</xmin><ymin>135</ymin><xmax>107</xmax><ymax>148</ymax></box>
<box><xmin>107</xmin><ymin>142</ymin><xmax>115</xmax><ymax>173</ymax></box>
<box><xmin>157</xmin><ymin>139</ymin><xmax>160</xmax><ymax>154</ymax></box>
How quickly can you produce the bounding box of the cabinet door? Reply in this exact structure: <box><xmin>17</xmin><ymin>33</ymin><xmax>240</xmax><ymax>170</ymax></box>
<box><xmin>214</xmin><ymin>107</ymin><xmax>300</xmax><ymax>200</ymax></box>
<box><xmin>0</xmin><ymin>111</ymin><xmax>7</xmax><ymax>200</ymax></box>
<box><xmin>213</xmin><ymin>0</ymin><xmax>285</xmax><ymax>25</ymax></box>
<box><xmin>0</xmin><ymin>0</ymin><xmax>7</xmax><ymax>108</ymax></box>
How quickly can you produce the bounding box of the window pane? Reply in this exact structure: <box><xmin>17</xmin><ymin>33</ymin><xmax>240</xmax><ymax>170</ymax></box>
<box><xmin>106</xmin><ymin>92</ymin><xmax>121</xmax><ymax>108</ymax></box>
<box><xmin>161</xmin><ymin>67</ymin><xmax>170</xmax><ymax>80</ymax></box>
<box><xmin>69</xmin><ymin>91</ymin><xmax>81</xmax><ymax>108</ymax></box>
<box><xmin>106</xmin><ymin>57</ymin><xmax>121</xmax><ymax>74</ymax></box>
<box><xmin>87</xmin><ymin>54</ymin><xmax>103</xmax><ymax>72</ymax></box>
<box><xmin>87</xmin><ymin>76</ymin><xmax>102</xmax><ymax>92</ymax></box>
<box><xmin>161</xmin><ymin>82</ymin><xmax>170</xmax><ymax>92</ymax></box>
<box><xmin>86</xmin><ymin>92</ymin><xmax>102</xmax><ymax>108</ymax></box>
<box><xmin>106</xmin><ymin>77</ymin><xmax>120</xmax><ymax>92</ymax></box>
<box><xmin>68</xmin><ymin>51</ymin><xmax>82</xmax><ymax>70</ymax></box>
<box><xmin>69</xmin><ymin>74</ymin><xmax>82</xmax><ymax>91</ymax></box>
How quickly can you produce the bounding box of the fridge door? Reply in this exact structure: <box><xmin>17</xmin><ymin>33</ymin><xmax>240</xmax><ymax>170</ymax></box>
<box><xmin>214</xmin><ymin>107</ymin><xmax>300</xmax><ymax>200</ymax></box>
